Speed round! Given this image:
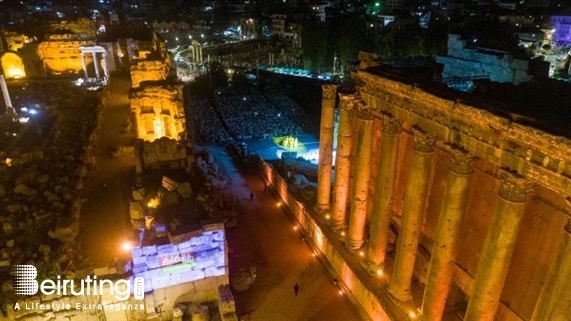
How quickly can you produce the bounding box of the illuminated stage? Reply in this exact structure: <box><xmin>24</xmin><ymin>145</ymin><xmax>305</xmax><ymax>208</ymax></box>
<box><xmin>245</xmin><ymin>134</ymin><xmax>323</xmax><ymax>163</ymax></box>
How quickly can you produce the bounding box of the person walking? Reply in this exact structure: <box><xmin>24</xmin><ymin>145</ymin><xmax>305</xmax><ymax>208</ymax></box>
<box><xmin>294</xmin><ymin>283</ymin><xmax>299</xmax><ymax>296</ymax></box>
<box><xmin>250</xmin><ymin>192</ymin><xmax>254</xmax><ymax>202</ymax></box>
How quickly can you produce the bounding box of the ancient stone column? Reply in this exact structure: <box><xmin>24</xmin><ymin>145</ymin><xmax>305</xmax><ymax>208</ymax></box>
<box><xmin>93</xmin><ymin>53</ymin><xmax>101</xmax><ymax>80</ymax></box>
<box><xmin>81</xmin><ymin>53</ymin><xmax>88</xmax><ymax>79</ymax></box>
<box><xmin>420</xmin><ymin>147</ymin><xmax>477</xmax><ymax>321</ymax></box>
<box><xmin>316</xmin><ymin>84</ymin><xmax>339</xmax><ymax>213</ymax></box>
<box><xmin>388</xmin><ymin>129</ymin><xmax>434</xmax><ymax>301</ymax></box>
<box><xmin>530</xmin><ymin>214</ymin><xmax>571</xmax><ymax>321</ymax></box>
<box><xmin>331</xmin><ymin>94</ymin><xmax>355</xmax><ymax>228</ymax></box>
<box><xmin>346</xmin><ymin>107</ymin><xmax>374</xmax><ymax>250</ymax></box>
<box><xmin>365</xmin><ymin>113</ymin><xmax>402</xmax><ymax>272</ymax></box>
<box><xmin>199</xmin><ymin>45</ymin><xmax>203</xmax><ymax>63</ymax></box>
<box><xmin>464</xmin><ymin>170</ymin><xmax>534</xmax><ymax>321</ymax></box>
<box><xmin>102</xmin><ymin>53</ymin><xmax>109</xmax><ymax>80</ymax></box>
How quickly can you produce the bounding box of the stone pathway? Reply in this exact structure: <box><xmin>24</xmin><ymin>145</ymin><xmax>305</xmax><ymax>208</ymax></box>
<box><xmin>208</xmin><ymin>146</ymin><xmax>363</xmax><ymax>321</ymax></box>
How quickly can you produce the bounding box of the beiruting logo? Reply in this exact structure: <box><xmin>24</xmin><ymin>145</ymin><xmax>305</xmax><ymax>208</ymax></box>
<box><xmin>11</xmin><ymin>265</ymin><xmax>144</xmax><ymax>301</ymax></box>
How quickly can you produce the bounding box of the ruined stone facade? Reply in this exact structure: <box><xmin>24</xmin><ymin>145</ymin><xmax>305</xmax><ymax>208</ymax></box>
<box><xmin>436</xmin><ymin>34</ymin><xmax>546</xmax><ymax>84</ymax></box>
<box><xmin>310</xmin><ymin>70</ymin><xmax>571</xmax><ymax>321</ymax></box>
<box><xmin>1</xmin><ymin>52</ymin><xmax>26</xmax><ymax>79</ymax></box>
<box><xmin>130</xmin><ymin>84</ymin><xmax>185</xmax><ymax>142</ymax></box>
<box><xmin>129</xmin><ymin>34</ymin><xmax>171</xmax><ymax>88</ymax></box>
<box><xmin>1</xmin><ymin>31</ymin><xmax>34</xmax><ymax>51</ymax></box>
<box><xmin>48</xmin><ymin>19</ymin><xmax>97</xmax><ymax>40</ymax></box>
<box><xmin>36</xmin><ymin>35</ymin><xmax>96</xmax><ymax>74</ymax></box>
<box><xmin>134</xmin><ymin>137</ymin><xmax>193</xmax><ymax>174</ymax></box>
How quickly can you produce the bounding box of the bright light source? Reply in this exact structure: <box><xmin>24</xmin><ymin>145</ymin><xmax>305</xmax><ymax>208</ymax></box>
<box><xmin>341</xmin><ymin>232</ymin><xmax>345</xmax><ymax>236</ymax></box>
<box><xmin>176</xmin><ymin>37</ymin><xmax>179</xmax><ymax>41</ymax></box>
<box><xmin>277</xmin><ymin>202</ymin><xmax>282</xmax><ymax>207</ymax></box>
<box><xmin>312</xmin><ymin>253</ymin><xmax>316</xmax><ymax>257</ymax></box>
<box><xmin>409</xmin><ymin>312</ymin><xmax>416</xmax><ymax>318</ymax></box>
<box><xmin>359</xmin><ymin>251</ymin><xmax>364</xmax><ymax>256</ymax></box>
<box><xmin>377</xmin><ymin>270</ymin><xmax>383</xmax><ymax>276</ymax></box>
<box><xmin>28</xmin><ymin>109</ymin><xmax>37</xmax><ymax>115</ymax></box>
<box><xmin>338</xmin><ymin>290</ymin><xmax>343</xmax><ymax>295</ymax></box>
<box><xmin>293</xmin><ymin>226</ymin><xmax>298</xmax><ymax>230</ymax></box>
<box><xmin>122</xmin><ymin>242</ymin><xmax>132</xmax><ymax>251</ymax></box>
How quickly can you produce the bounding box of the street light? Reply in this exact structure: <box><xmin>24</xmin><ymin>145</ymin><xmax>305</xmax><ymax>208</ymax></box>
<box><xmin>122</xmin><ymin>242</ymin><xmax>132</xmax><ymax>251</ymax></box>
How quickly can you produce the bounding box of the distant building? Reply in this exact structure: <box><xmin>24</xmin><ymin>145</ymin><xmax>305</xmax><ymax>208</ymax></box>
<box><xmin>551</xmin><ymin>10</ymin><xmax>571</xmax><ymax>44</ymax></box>
<box><xmin>383</xmin><ymin>0</ymin><xmax>407</xmax><ymax>11</ymax></box>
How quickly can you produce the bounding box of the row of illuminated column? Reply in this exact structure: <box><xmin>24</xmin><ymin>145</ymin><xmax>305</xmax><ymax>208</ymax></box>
<box><xmin>315</xmin><ymin>85</ymin><xmax>571</xmax><ymax>321</ymax></box>
<box><xmin>80</xmin><ymin>51</ymin><xmax>109</xmax><ymax>81</ymax></box>
<box><xmin>190</xmin><ymin>44</ymin><xmax>203</xmax><ymax>63</ymax></box>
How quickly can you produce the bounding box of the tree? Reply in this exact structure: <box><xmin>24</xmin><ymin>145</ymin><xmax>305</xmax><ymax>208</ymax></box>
<box><xmin>301</xmin><ymin>19</ymin><xmax>328</xmax><ymax>71</ymax></box>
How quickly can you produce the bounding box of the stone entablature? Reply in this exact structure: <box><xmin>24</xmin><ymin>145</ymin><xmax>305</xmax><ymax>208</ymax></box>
<box><xmin>355</xmin><ymin>70</ymin><xmax>571</xmax><ymax>197</ymax></box>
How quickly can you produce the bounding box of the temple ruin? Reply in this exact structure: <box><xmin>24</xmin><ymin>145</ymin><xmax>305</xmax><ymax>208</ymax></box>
<box><xmin>36</xmin><ymin>35</ymin><xmax>96</xmax><ymax>74</ymax></box>
<box><xmin>262</xmin><ymin>67</ymin><xmax>571</xmax><ymax>321</ymax></box>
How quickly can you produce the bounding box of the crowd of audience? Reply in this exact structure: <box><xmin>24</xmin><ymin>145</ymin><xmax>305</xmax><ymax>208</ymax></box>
<box><xmin>189</xmin><ymin>93</ymin><xmax>307</xmax><ymax>144</ymax></box>
<box><xmin>190</xmin><ymin>98</ymin><xmax>233</xmax><ymax>144</ymax></box>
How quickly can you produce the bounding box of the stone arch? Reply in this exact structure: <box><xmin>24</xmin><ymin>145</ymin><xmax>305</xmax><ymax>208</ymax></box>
<box><xmin>1</xmin><ymin>52</ymin><xmax>26</xmax><ymax>79</ymax></box>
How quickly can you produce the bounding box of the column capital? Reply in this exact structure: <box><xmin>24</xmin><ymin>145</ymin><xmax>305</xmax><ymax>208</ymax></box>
<box><xmin>412</xmin><ymin>127</ymin><xmax>435</xmax><ymax>153</ymax></box>
<box><xmin>499</xmin><ymin>170</ymin><xmax>535</xmax><ymax>202</ymax></box>
<box><xmin>338</xmin><ymin>93</ymin><xmax>356</xmax><ymax>111</ymax></box>
<box><xmin>381</xmin><ymin>113</ymin><xmax>402</xmax><ymax>135</ymax></box>
<box><xmin>445</xmin><ymin>146</ymin><xmax>477</xmax><ymax>174</ymax></box>
<box><xmin>358</xmin><ymin>106</ymin><xmax>375</xmax><ymax>121</ymax></box>
<box><xmin>322</xmin><ymin>84</ymin><xmax>339</xmax><ymax>100</ymax></box>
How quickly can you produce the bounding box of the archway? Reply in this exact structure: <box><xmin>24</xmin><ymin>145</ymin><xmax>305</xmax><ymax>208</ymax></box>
<box><xmin>1</xmin><ymin>52</ymin><xmax>26</xmax><ymax>79</ymax></box>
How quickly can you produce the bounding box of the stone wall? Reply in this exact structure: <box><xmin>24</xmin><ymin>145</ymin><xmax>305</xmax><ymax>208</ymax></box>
<box><xmin>134</xmin><ymin>137</ymin><xmax>192</xmax><ymax>174</ymax></box>
<box><xmin>37</xmin><ymin>39</ymin><xmax>96</xmax><ymax>73</ymax></box>
<box><xmin>436</xmin><ymin>34</ymin><xmax>543</xmax><ymax>84</ymax></box>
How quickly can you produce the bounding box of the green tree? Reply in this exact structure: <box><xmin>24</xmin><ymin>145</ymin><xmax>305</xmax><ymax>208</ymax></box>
<box><xmin>302</xmin><ymin>19</ymin><xmax>328</xmax><ymax>71</ymax></box>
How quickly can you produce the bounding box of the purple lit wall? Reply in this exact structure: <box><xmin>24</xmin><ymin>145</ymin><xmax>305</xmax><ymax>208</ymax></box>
<box><xmin>129</xmin><ymin>225</ymin><xmax>226</xmax><ymax>292</ymax></box>
<box><xmin>551</xmin><ymin>15</ymin><xmax>571</xmax><ymax>44</ymax></box>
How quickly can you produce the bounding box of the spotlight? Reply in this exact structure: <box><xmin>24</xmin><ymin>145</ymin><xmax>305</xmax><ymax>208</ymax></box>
<box><xmin>122</xmin><ymin>242</ymin><xmax>132</xmax><ymax>251</ymax></box>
